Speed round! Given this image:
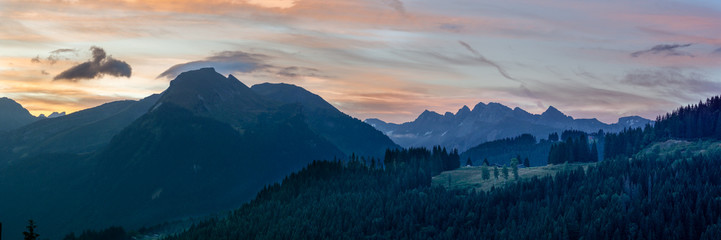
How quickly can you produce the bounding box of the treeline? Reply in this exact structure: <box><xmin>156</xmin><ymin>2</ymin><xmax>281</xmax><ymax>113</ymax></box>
<box><xmin>384</xmin><ymin>146</ymin><xmax>460</xmax><ymax>176</ymax></box>
<box><xmin>606</xmin><ymin>95</ymin><xmax>721</xmax><ymax>159</ymax></box>
<box><xmin>548</xmin><ymin>130</ymin><xmax>599</xmax><ymax>164</ymax></box>
<box><xmin>63</xmin><ymin>227</ymin><xmax>130</xmax><ymax>240</ymax></box>
<box><xmin>164</xmin><ymin>148</ymin><xmax>721</xmax><ymax>240</ymax></box>
<box><xmin>461</xmin><ymin>134</ymin><xmax>552</xmax><ymax>167</ymax></box>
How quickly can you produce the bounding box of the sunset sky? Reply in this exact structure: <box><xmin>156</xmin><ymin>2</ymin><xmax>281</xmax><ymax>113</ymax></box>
<box><xmin>1</xmin><ymin>0</ymin><xmax>720</xmax><ymax>123</ymax></box>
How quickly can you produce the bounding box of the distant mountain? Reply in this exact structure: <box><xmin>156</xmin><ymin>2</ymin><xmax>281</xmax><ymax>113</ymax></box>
<box><xmin>0</xmin><ymin>68</ymin><xmax>396</xmax><ymax>239</ymax></box>
<box><xmin>251</xmin><ymin>83</ymin><xmax>399</xmax><ymax>157</ymax></box>
<box><xmin>365</xmin><ymin>102</ymin><xmax>652</xmax><ymax>151</ymax></box>
<box><xmin>0</xmin><ymin>97</ymin><xmax>37</xmax><ymax>132</ymax></box>
<box><xmin>39</xmin><ymin>111</ymin><xmax>67</xmax><ymax>118</ymax></box>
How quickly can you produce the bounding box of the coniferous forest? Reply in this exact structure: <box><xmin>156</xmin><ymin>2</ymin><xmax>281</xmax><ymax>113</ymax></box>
<box><xmin>163</xmin><ymin>149</ymin><xmax>721</xmax><ymax>240</ymax></box>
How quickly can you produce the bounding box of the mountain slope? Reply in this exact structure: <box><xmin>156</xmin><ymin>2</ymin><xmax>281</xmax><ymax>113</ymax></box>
<box><xmin>366</xmin><ymin>103</ymin><xmax>652</xmax><ymax>151</ymax></box>
<box><xmin>80</xmin><ymin>102</ymin><xmax>344</xmax><ymax>233</ymax></box>
<box><xmin>0</xmin><ymin>97</ymin><xmax>37</xmax><ymax>132</ymax></box>
<box><xmin>251</xmin><ymin>83</ymin><xmax>399</xmax><ymax>158</ymax></box>
<box><xmin>76</xmin><ymin>70</ymin><xmax>347</xmax><ymax>234</ymax></box>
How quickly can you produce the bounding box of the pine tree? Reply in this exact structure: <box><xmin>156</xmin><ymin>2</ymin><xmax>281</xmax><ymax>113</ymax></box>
<box><xmin>23</xmin><ymin>219</ymin><xmax>39</xmax><ymax>240</ymax></box>
<box><xmin>523</xmin><ymin>157</ymin><xmax>530</xmax><ymax>167</ymax></box>
<box><xmin>493</xmin><ymin>166</ymin><xmax>499</xmax><ymax>179</ymax></box>
<box><xmin>510</xmin><ymin>158</ymin><xmax>519</xmax><ymax>179</ymax></box>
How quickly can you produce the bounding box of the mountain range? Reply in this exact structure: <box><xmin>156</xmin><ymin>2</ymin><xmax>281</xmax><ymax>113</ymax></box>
<box><xmin>0</xmin><ymin>68</ymin><xmax>654</xmax><ymax>239</ymax></box>
<box><xmin>0</xmin><ymin>68</ymin><xmax>398</xmax><ymax>239</ymax></box>
<box><xmin>365</xmin><ymin>102</ymin><xmax>652</xmax><ymax>151</ymax></box>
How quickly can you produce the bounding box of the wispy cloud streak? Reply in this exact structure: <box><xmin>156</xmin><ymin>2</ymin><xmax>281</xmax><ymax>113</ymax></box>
<box><xmin>458</xmin><ymin>41</ymin><xmax>517</xmax><ymax>81</ymax></box>
<box><xmin>631</xmin><ymin>43</ymin><xmax>693</xmax><ymax>57</ymax></box>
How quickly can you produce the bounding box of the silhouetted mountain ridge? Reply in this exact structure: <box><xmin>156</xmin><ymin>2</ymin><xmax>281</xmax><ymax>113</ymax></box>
<box><xmin>156</xmin><ymin>67</ymin><xmax>269</xmax><ymax>128</ymax></box>
<box><xmin>365</xmin><ymin>103</ymin><xmax>652</xmax><ymax>151</ymax></box>
<box><xmin>0</xmin><ymin>94</ymin><xmax>160</xmax><ymax>160</ymax></box>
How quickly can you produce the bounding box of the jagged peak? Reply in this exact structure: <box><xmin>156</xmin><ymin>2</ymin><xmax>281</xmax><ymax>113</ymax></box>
<box><xmin>471</xmin><ymin>102</ymin><xmax>487</xmax><ymax>112</ymax></box>
<box><xmin>542</xmin><ymin>106</ymin><xmax>564</xmax><ymax>115</ymax></box>
<box><xmin>364</xmin><ymin>118</ymin><xmax>386</xmax><ymax>124</ymax></box>
<box><xmin>156</xmin><ymin>68</ymin><xmax>268</xmax><ymax>125</ymax></box>
<box><xmin>512</xmin><ymin>107</ymin><xmax>527</xmax><ymax>113</ymax></box>
<box><xmin>170</xmin><ymin>68</ymin><xmax>249</xmax><ymax>88</ymax></box>
<box><xmin>47</xmin><ymin>112</ymin><xmax>66</xmax><ymax>118</ymax></box>
<box><xmin>456</xmin><ymin>105</ymin><xmax>471</xmax><ymax>116</ymax></box>
<box><xmin>416</xmin><ymin>109</ymin><xmax>442</xmax><ymax>121</ymax></box>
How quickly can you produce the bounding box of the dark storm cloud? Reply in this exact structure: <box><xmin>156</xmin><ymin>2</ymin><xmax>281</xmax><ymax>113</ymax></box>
<box><xmin>631</xmin><ymin>43</ymin><xmax>693</xmax><ymax>57</ymax></box>
<box><xmin>54</xmin><ymin>46</ymin><xmax>132</xmax><ymax>81</ymax></box>
<box><xmin>158</xmin><ymin>51</ymin><xmax>327</xmax><ymax>79</ymax></box>
<box><xmin>458</xmin><ymin>41</ymin><xmax>517</xmax><ymax>81</ymax></box>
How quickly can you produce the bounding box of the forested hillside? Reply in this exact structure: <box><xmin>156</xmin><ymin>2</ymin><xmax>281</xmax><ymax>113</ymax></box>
<box><xmin>606</xmin><ymin>96</ymin><xmax>721</xmax><ymax>159</ymax></box>
<box><xmin>164</xmin><ymin>148</ymin><xmax>721</xmax><ymax>240</ymax></box>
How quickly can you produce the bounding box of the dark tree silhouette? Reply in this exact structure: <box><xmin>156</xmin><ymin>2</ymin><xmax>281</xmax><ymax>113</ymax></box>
<box><xmin>23</xmin><ymin>220</ymin><xmax>38</xmax><ymax>240</ymax></box>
